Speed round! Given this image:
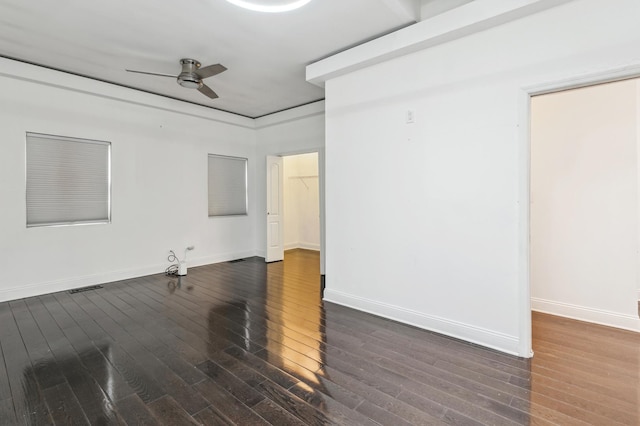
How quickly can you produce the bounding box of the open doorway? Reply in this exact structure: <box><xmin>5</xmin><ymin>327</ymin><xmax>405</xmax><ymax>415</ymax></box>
<box><xmin>265</xmin><ymin>151</ymin><xmax>324</xmax><ymax>292</ymax></box>
<box><xmin>530</xmin><ymin>77</ymin><xmax>640</xmax><ymax>330</ymax></box>
<box><xmin>266</xmin><ymin>151</ymin><xmax>323</xmax><ymax>265</ymax></box>
<box><xmin>283</xmin><ymin>153</ymin><xmax>320</xmax><ymax>253</ymax></box>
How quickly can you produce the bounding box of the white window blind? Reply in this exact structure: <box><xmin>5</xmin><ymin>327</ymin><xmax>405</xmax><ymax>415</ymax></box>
<box><xmin>208</xmin><ymin>154</ymin><xmax>248</xmax><ymax>216</ymax></box>
<box><xmin>26</xmin><ymin>133</ymin><xmax>111</xmax><ymax>227</ymax></box>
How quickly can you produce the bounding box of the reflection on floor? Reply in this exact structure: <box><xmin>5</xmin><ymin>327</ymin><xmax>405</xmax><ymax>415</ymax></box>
<box><xmin>0</xmin><ymin>249</ymin><xmax>638</xmax><ymax>425</ymax></box>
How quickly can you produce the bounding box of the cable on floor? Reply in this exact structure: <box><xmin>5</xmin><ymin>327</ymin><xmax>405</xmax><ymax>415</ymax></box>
<box><xmin>165</xmin><ymin>250</ymin><xmax>180</xmax><ymax>276</ymax></box>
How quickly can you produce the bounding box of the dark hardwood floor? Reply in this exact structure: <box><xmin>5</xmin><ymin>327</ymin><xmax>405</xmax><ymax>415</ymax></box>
<box><xmin>0</xmin><ymin>249</ymin><xmax>638</xmax><ymax>425</ymax></box>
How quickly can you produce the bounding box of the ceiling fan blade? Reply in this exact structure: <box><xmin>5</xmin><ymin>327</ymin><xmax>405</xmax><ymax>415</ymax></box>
<box><xmin>198</xmin><ymin>83</ymin><xmax>219</xmax><ymax>99</ymax></box>
<box><xmin>125</xmin><ymin>69</ymin><xmax>177</xmax><ymax>78</ymax></box>
<box><xmin>197</xmin><ymin>64</ymin><xmax>227</xmax><ymax>79</ymax></box>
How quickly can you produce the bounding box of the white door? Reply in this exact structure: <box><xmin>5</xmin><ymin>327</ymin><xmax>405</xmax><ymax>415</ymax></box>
<box><xmin>266</xmin><ymin>155</ymin><xmax>284</xmax><ymax>262</ymax></box>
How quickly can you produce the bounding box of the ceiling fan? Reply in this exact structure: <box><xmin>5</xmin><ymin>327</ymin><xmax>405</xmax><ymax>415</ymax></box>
<box><xmin>126</xmin><ymin>58</ymin><xmax>227</xmax><ymax>99</ymax></box>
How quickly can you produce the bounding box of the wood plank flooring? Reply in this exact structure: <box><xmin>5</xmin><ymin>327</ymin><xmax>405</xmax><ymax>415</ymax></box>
<box><xmin>0</xmin><ymin>249</ymin><xmax>638</xmax><ymax>425</ymax></box>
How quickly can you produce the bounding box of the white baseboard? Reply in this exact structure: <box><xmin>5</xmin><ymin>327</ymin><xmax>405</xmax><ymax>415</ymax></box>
<box><xmin>324</xmin><ymin>289</ymin><xmax>521</xmax><ymax>356</ymax></box>
<box><xmin>531</xmin><ymin>297</ymin><xmax>640</xmax><ymax>332</ymax></box>
<box><xmin>0</xmin><ymin>263</ymin><xmax>164</xmax><ymax>303</ymax></box>
<box><xmin>299</xmin><ymin>242</ymin><xmax>320</xmax><ymax>251</ymax></box>
<box><xmin>284</xmin><ymin>242</ymin><xmax>320</xmax><ymax>251</ymax></box>
<box><xmin>190</xmin><ymin>250</ymin><xmax>258</xmax><ymax>267</ymax></box>
<box><xmin>0</xmin><ymin>249</ymin><xmax>259</xmax><ymax>303</ymax></box>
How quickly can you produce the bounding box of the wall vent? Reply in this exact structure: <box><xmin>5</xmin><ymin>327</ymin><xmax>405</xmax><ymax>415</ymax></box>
<box><xmin>69</xmin><ymin>285</ymin><xmax>104</xmax><ymax>294</ymax></box>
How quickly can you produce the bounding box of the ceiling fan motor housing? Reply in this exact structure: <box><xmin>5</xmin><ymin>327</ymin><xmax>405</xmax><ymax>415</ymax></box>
<box><xmin>177</xmin><ymin>58</ymin><xmax>203</xmax><ymax>89</ymax></box>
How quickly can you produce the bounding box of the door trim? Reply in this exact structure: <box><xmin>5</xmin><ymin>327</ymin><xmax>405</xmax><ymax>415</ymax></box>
<box><xmin>518</xmin><ymin>63</ymin><xmax>640</xmax><ymax>358</ymax></box>
<box><xmin>263</xmin><ymin>148</ymin><xmax>325</xmax><ymax>274</ymax></box>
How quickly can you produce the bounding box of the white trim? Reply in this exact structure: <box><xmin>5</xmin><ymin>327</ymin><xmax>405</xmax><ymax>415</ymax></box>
<box><xmin>0</xmin><ymin>56</ymin><xmax>326</xmax><ymax>128</ymax></box>
<box><xmin>522</xmin><ymin>64</ymin><xmax>640</xmax><ymax>96</ymax></box>
<box><xmin>307</xmin><ymin>0</ymin><xmax>573</xmax><ymax>87</ymax></box>
<box><xmin>284</xmin><ymin>243</ymin><xmax>320</xmax><ymax>251</ymax></box>
<box><xmin>532</xmin><ymin>298</ymin><xmax>640</xmax><ymax>332</ymax></box>
<box><xmin>517</xmin><ymin>88</ymin><xmax>533</xmax><ymax>358</ymax></box>
<box><xmin>318</xmin><ymin>148</ymin><xmax>326</xmax><ymax>276</ymax></box>
<box><xmin>0</xmin><ymin>249</ymin><xmax>257</xmax><ymax>303</ymax></box>
<box><xmin>324</xmin><ymin>289</ymin><xmax>521</xmax><ymax>356</ymax></box>
<box><xmin>254</xmin><ymin>101</ymin><xmax>325</xmax><ymax>129</ymax></box>
<box><xmin>0</xmin><ymin>56</ymin><xmax>255</xmax><ymax>129</ymax></box>
<box><xmin>189</xmin><ymin>250</ymin><xmax>258</xmax><ymax>268</ymax></box>
<box><xmin>0</xmin><ymin>264</ymin><xmax>162</xmax><ymax>303</ymax></box>
<box><xmin>298</xmin><ymin>242</ymin><xmax>320</xmax><ymax>251</ymax></box>
<box><xmin>520</xmin><ymin>62</ymin><xmax>640</xmax><ymax>358</ymax></box>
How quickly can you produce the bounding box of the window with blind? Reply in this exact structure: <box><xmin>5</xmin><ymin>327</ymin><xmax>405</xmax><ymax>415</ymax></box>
<box><xmin>208</xmin><ymin>154</ymin><xmax>248</xmax><ymax>216</ymax></box>
<box><xmin>26</xmin><ymin>133</ymin><xmax>111</xmax><ymax>227</ymax></box>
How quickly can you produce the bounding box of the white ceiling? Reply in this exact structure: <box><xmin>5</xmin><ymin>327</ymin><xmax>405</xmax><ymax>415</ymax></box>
<box><xmin>0</xmin><ymin>0</ymin><xmax>421</xmax><ymax>118</ymax></box>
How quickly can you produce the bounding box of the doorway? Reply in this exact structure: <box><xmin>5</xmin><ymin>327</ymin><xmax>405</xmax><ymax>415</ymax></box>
<box><xmin>266</xmin><ymin>151</ymin><xmax>323</xmax><ymax>271</ymax></box>
<box><xmin>529</xmin><ymin>77</ymin><xmax>640</xmax><ymax>332</ymax></box>
<box><xmin>283</xmin><ymin>153</ymin><xmax>321</xmax><ymax>253</ymax></box>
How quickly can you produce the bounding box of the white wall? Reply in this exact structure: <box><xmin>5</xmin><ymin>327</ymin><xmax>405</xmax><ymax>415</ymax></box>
<box><xmin>283</xmin><ymin>153</ymin><xmax>320</xmax><ymax>251</ymax></box>
<box><xmin>255</xmin><ymin>103</ymin><xmax>325</xmax><ymax>271</ymax></box>
<box><xmin>531</xmin><ymin>80</ymin><xmax>639</xmax><ymax>330</ymax></box>
<box><xmin>0</xmin><ymin>58</ymin><xmax>258</xmax><ymax>302</ymax></box>
<box><xmin>321</xmin><ymin>0</ymin><xmax>640</xmax><ymax>356</ymax></box>
<box><xmin>0</xmin><ymin>57</ymin><xmax>325</xmax><ymax>302</ymax></box>
<box><xmin>419</xmin><ymin>0</ymin><xmax>473</xmax><ymax>21</ymax></box>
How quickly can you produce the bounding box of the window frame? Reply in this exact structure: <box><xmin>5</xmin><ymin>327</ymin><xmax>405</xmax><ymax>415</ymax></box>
<box><xmin>207</xmin><ymin>153</ymin><xmax>248</xmax><ymax>217</ymax></box>
<box><xmin>25</xmin><ymin>132</ymin><xmax>112</xmax><ymax>228</ymax></box>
